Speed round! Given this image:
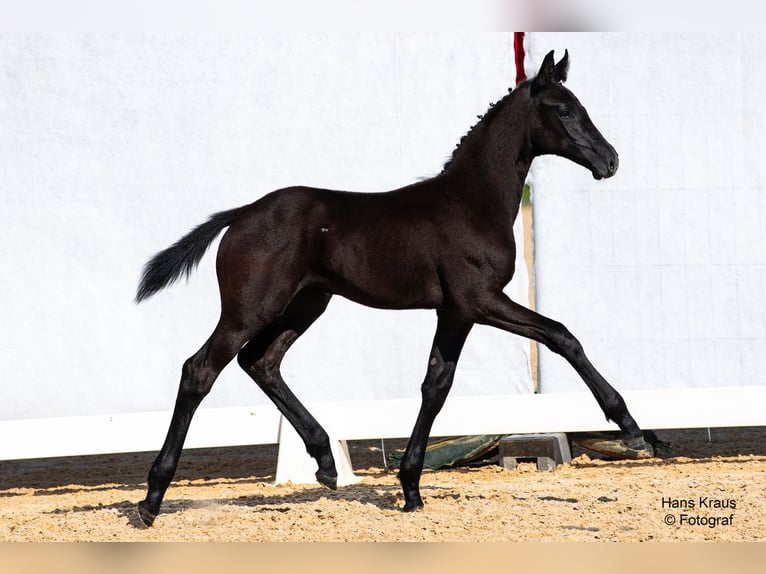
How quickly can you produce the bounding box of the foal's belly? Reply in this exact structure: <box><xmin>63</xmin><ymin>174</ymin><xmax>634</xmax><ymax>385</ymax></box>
<box><xmin>328</xmin><ymin>271</ymin><xmax>443</xmax><ymax>310</ymax></box>
<box><xmin>314</xmin><ymin>231</ymin><xmax>443</xmax><ymax>310</ymax></box>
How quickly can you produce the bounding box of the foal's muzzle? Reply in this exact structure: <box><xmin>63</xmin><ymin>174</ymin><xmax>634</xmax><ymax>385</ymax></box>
<box><xmin>607</xmin><ymin>153</ymin><xmax>619</xmax><ymax>176</ymax></box>
<box><xmin>592</xmin><ymin>148</ymin><xmax>619</xmax><ymax>180</ymax></box>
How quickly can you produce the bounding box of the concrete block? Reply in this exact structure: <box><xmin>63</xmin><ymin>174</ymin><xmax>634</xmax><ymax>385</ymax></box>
<box><xmin>499</xmin><ymin>432</ymin><xmax>572</xmax><ymax>471</ymax></box>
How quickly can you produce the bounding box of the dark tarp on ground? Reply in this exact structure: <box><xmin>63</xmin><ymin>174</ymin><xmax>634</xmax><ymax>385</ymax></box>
<box><xmin>388</xmin><ymin>435</ymin><xmax>505</xmax><ymax>470</ymax></box>
<box><xmin>388</xmin><ymin>431</ymin><xmax>670</xmax><ymax>470</ymax></box>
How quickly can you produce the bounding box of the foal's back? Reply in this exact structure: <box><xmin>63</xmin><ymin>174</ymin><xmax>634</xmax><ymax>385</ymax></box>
<box><xmin>217</xmin><ymin>179</ymin><xmax>460</xmax><ymax>312</ymax></box>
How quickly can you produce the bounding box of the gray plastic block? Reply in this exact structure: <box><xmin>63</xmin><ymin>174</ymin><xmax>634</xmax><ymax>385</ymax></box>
<box><xmin>499</xmin><ymin>432</ymin><xmax>572</xmax><ymax>471</ymax></box>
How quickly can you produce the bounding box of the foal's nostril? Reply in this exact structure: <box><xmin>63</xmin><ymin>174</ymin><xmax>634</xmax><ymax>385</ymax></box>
<box><xmin>608</xmin><ymin>155</ymin><xmax>619</xmax><ymax>175</ymax></box>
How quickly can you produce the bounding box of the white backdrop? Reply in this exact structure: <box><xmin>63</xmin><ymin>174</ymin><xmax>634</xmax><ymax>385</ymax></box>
<box><xmin>0</xmin><ymin>34</ymin><xmax>532</xmax><ymax>429</ymax></box>
<box><xmin>526</xmin><ymin>33</ymin><xmax>766</xmax><ymax>394</ymax></box>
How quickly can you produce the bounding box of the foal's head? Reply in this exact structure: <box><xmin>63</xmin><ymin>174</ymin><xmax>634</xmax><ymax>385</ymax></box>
<box><xmin>527</xmin><ymin>50</ymin><xmax>618</xmax><ymax>180</ymax></box>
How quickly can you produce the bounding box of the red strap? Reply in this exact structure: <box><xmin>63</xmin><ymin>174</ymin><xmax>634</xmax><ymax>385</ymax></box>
<box><xmin>514</xmin><ymin>32</ymin><xmax>526</xmax><ymax>85</ymax></box>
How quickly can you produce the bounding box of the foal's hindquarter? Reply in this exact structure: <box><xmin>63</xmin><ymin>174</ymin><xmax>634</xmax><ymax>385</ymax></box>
<box><xmin>136</xmin><ymin>50</ymin><xmax>646</xmax><ymax>526</ymax></box>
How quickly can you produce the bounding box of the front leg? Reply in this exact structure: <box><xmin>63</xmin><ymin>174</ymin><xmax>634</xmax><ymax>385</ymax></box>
<box><xmin>475</xmin><ymin>292</ymin><xmax>645</xmax><ymax>450</ymax></box>
<box><xmin>398</xmin><ymin>313</ymin><xmax>472</xmax><ymax>511</ymax></box>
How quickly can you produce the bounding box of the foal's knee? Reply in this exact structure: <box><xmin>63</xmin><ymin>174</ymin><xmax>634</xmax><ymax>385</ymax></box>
<box><xmin>238</xmin><ymin>332</ymin><xmax>296</xmax><ymax>390</ymax></box>
<box><xmin>238</xmin><ymin>348</ymin><xmax>281</xmax><ymax>391</ymax></box>
<box><xmin>546</xmin><ymin>321</ymin><xmax>584</xmax><ymax>358</ymax></box>
<box><xmin>420</xmin><ymin>354</ymin><xmax>455</xmax><ymax>400</ymax></box>
<box><xmin>601</xmin><ymin>391</ymin><xmax>629</xmax><ymax>421</ymax></box>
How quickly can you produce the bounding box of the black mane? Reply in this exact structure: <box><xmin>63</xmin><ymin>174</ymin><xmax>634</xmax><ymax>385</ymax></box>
<box><xmin>441</xmin><ymin>87</ymin><xmax>515</xmax><ymax>173</ymax></box>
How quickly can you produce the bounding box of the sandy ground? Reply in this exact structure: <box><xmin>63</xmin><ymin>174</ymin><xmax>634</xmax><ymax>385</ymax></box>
<box><xmin>2</xmin><ymin>427</ymin><xmax>766</xmax><ymax>542</ymax></box>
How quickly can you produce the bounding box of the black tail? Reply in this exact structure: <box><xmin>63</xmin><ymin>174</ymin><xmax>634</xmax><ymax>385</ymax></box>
<box><xmin>135</xmin><ymin>207</ymin><xmax>244</xmax><ymax>303</ymax></box>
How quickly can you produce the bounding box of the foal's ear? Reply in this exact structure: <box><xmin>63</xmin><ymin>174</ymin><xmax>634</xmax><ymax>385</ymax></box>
<box><xmin>531</xmin><ymin>50</ymin><xmax>556</xmax><ymax>94</ymax></box>
<box><xmin>554</xmin><ymin>49</ymin><xmax>569</xmax><ymax>83</ymax></box>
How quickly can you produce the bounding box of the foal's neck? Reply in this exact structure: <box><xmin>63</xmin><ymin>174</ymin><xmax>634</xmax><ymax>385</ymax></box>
<box><xmin>442</xmin><ymin>91</ymin><xmax>533</xmax><ymax>224</ymax></box>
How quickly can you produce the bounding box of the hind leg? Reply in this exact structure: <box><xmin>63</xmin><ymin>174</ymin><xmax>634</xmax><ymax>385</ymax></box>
<box><xmin>237</xmin><ymin>285</ymin><xmax>337</xmax><ymax>488</ymax></box>
<box><xmin>137</xmin><ymin>316</ymin><xmax>253</xmax><ymax>526</ymax></box>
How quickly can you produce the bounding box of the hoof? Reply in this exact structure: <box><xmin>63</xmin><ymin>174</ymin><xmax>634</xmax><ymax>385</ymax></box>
<box><xmin>624</xmin><ymin>435</ymin><xmax>647</xmax><ymax>451</ymax></box>
<box><xmin>402</xmin><ymin>500</ymin><xmax>424</xmax><ymax>513</ymax></box>
<box><xmin>136</xmin><ymin>501</ymin><xmax>157</xmax><ymax>527</ymax></box>
<box><xmin>402</xmin><ymin>502</ymin><xmax>424</xmax><ymax>513</ymax></box>
<box><xmin>624</xmin><ymin>436</ymin><xmax>654</xmax><ymax>458</ymax></box>
<box><xmin>315</xmin><ymin>470</ymin><xmax>337</xmax><ymax>491</ymax></box>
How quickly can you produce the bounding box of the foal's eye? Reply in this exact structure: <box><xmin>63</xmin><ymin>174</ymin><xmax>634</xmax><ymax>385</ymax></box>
<box><xmin>557</xmin><ymin>109</ymin><xmax>571</xmax><ymax>119</ymax></box>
